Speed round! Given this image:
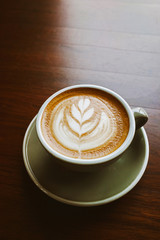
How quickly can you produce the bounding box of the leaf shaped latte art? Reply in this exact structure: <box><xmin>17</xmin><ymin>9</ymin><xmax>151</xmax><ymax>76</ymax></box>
<box><xmin>52</xmin><ymin>97</ymin><xmax>117</xmax><ymax>158</ymax></box>
<box><xmin>71</xmin><ymin>104</ymin><xmax>81</xmax><ymax>123</ymax></box>
<box><xmin>78</xmin><ymin>98</ymin><xmax>90</xmax><ymax>113</ymax></box>
<box><xmin>65</xmin><ymin>99</ymin><xmax>95</xmax><ymax>138</ymax></box>
<box><xmin>82</xmin><ymin>108</ymin><xmax>94</xmax><ymax>123</ymax></box>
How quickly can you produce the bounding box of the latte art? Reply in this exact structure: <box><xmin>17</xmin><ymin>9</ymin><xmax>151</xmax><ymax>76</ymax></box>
<box><xmin>53</xmin><ymin>98</ymin><xmax>116</xmax><ymax>156</ymax></box>
<box><xmin>41</xmin><ymin>88</ymin><xmax>129</xmax><ymax>159</ymax></box>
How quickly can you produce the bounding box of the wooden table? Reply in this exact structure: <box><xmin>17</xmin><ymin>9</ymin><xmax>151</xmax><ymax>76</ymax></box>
<box><xmin>1</xmin><ymin>0</ymin><xmax>160</xmax><ymax>239</ymax></box>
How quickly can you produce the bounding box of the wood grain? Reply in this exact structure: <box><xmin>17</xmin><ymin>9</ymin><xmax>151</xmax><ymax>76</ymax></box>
<box><xmin>0</xmin><ymin>0</ymin><xmax>160</xmax><ymax>239</ymax></box>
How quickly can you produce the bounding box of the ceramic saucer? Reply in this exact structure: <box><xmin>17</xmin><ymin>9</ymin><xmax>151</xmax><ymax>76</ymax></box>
<box><xmin>23</xmin><ymin>116</ymin><xmax>149</xmax><ymax>207</ymax></box>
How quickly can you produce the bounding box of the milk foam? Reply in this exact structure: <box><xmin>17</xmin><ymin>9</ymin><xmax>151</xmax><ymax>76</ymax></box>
<box><xmin>51</xmin><ymin>97</ymin><xmax>117</xmax><ymax>157</ymax></box>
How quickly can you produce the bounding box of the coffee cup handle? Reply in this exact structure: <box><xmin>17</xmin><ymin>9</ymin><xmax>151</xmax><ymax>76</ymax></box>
<box><xmin>132</xmin><ymin>107</ymin><xmax>148</xmax><ymax>130</ymax></box>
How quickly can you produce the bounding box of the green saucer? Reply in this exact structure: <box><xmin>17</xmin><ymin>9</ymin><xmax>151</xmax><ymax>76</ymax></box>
<box><xmin>23</xmin><ymin>116</ymin><xmax>149</xmax><ymax>207</ymax></box>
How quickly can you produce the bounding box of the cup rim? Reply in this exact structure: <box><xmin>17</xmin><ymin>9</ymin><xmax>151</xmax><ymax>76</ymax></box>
<box><xmin>36</xmin><ymin>84</ymin><xmax>135</xmax><ymax>165</ymax></box>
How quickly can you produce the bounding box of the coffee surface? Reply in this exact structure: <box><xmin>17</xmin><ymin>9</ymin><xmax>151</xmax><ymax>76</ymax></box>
<box><xmin>41</xmin><ymin>88</ymin><xmax>129</xmax><ymax>159</ymax></box>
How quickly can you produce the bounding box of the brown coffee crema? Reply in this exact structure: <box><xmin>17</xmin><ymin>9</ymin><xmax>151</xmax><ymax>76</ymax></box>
<box><xmin>41</xmin><ymin>88</ymin><xmax>129</xmax><ymax>159</ymax></box>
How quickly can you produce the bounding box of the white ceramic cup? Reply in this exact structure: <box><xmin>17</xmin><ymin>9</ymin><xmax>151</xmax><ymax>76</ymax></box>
<box><xmin>36</xmin><ymin>84</ymin><xmax>148</xmax><ymax>171</ymax></box>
